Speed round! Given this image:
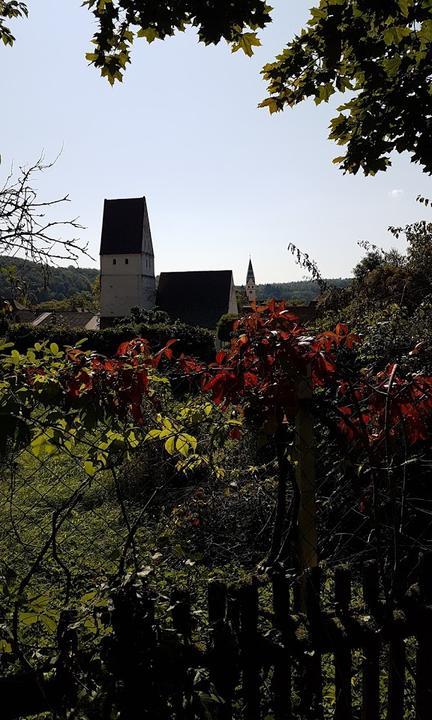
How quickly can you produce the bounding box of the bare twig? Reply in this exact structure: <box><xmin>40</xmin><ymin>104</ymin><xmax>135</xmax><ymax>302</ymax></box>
<box><xmin>0</xmin><ymin>154</ymin><xmax>90</xmax><ymax>271</ymax></box>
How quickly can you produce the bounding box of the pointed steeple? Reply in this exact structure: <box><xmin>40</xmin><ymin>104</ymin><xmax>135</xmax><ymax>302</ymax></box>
<box><xmin>246</xmin><ymin>257</ymin><xmax>255</xmax><ymax>283</ymax></box>
<box><xmin>245</xmin><ymin>257</ymin><xmax>256</xmax><ymax>304</ymax></box>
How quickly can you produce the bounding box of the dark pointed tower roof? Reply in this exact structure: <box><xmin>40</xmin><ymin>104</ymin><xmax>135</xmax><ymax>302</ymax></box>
<box><xmin>100</xmin><ymin>197</ymin><xmax>154</xmax><ymax>256</ymax></box>
<box><xmin>246</xmin><ymin>258</ymin><xmax>255</xmax><ymax>283</ymax></box>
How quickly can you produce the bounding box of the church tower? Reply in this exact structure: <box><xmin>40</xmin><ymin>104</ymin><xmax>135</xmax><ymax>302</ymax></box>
<box><xmin>245</xmin><ymin>258</ymin><xmax>256</xmax><ymax>305</ymax></box>
<box><xmin>100</xmin><ymin>197</ymin><xmax>155</xmax><ymax>322</ymax></box>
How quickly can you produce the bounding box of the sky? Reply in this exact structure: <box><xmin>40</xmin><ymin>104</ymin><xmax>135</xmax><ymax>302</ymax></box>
<box><xmin>2</xmin><ymin>0</ymin><xmax>432</xmax><ymax>284</ymax></box>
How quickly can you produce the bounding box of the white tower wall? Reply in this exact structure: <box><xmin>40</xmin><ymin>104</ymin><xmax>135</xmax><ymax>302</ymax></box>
<box><xmin>100</xmin><ymin>253</ymin><xmax>155</xmax><ymax>318</ymax></box>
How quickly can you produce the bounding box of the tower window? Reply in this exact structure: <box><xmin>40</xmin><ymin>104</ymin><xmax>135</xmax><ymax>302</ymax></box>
<box><xmin>125</xmin><ymin>258</ymin><xmax>129</xmax><ymax>265</ymax></box>
<box><xmin>113</xmin><ymin>258</ymin><xmax>117</xmax><ymax>265</ymax></box>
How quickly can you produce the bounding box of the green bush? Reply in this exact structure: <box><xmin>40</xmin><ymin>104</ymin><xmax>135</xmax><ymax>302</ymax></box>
<box><xmin>6</xmin><ymin>320</ymin><xmax>215</xmax><ymax>359</ymax></box>
<box><xmin>216</xmin><ymin>313</ymin><xmax>238</xmax><ymax>343</ymax></box>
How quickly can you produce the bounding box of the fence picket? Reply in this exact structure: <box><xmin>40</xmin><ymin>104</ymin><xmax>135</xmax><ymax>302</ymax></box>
<box><xmin>416</xmin><ymin>551</ymin><xmax>432</xmax><ymax>720</ymax></box>
<box><xmin>4</xmin><ymin>561</ymin><xmax>432</xmax><ymax>720</ymax></box>
<box><xmin>208</xmin><ymin>581</ymin><xmax>236</xmax><ymax>720</ymax></box>
<box><xmin>387</xmin><ymin>634</ymin><xmax>405</xmax><ymax>720</ymax></box>
<box><xmin>239</xmin><ymin>580</ymin><xmax>260</xmax><ymax>720</ymax></box>
<box><xmin>334</xmin><ymin>566</ymin><xmax>353</xmax><ymax>720</ymax></box>
<box><xmin>362</xmin><ymin>561</ymin><xmax>380</xmax><ymax>720</ymax></box>
<box><xmin>303</xmin><ymin>566</ymin><xmax>323</xmax><ymax>720</ymax></box>
<box><xmin>272</xmin><ymin>573</ymin><xmax>292</xmax><ymax>719</ymax></box>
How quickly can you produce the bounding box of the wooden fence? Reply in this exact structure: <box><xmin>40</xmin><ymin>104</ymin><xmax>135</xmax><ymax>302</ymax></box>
<box><xmin>3</xmin><ymin>552</ymin><xmax>432</xmax><ymax>719</ymax></box>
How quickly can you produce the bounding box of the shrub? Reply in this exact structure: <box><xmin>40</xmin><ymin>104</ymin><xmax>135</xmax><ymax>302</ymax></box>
<box><xmin>5</xmin><ymin>320</ymin><xmax>215</xmax><ymax>359</ymax></box>
<box><xmin>216</xmin><ymin>313</ymin><xmax>238</xmax><ymax>343</ymax></box>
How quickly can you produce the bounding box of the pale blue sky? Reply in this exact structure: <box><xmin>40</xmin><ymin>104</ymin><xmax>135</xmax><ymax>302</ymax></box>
<box><xmin>2</xmin><ymin>0</ymin><xmax>431</xmax><ymax>283</ymax></box>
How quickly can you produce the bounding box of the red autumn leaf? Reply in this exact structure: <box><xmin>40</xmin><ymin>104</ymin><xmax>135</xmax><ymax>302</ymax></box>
<box><xmin>116</xmin><ymin>340</ymin><xmax>133</xmax><ymax>357</ymax></box>
<box><xmin>152</xmin><ymin>338</ymin><xmax>178</xmax><ymax>367</ymax></box>
<box><xmin>243</xmin><ymin>372</ymin><xmax>258</xmax><ymax>388</ymax></box>
<box><xmin>335</xmin><ymin>322</ymin><xmax>349</xmax><ymax>338</ymax></box>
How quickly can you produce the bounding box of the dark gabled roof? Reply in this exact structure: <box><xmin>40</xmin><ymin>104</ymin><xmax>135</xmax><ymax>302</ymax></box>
<box><xmin>34</xmin><ymin>311</ymin><xmax>98</xmax><ymax>330</ymax></box>
<box><xmin>157</xmin><ymin>271</ymin><xmax>234</xmax><ymax>329</ymax></box>
<box><xmin>1</xmin><ymin>298</ymin><xmax>38</xmax><ymax>324</ymax></box>
<box><xmin>15</xmin><ymin>309</ymin><xmax>39</xmax><ymax>324</ymax></box>
<box><xmin>100</xmin><ymin>197</ymin><xmax>154</xmax><ymax>256</ymax></box>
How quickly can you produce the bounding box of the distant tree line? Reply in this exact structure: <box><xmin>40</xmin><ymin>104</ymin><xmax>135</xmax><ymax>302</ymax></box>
<box><xmin>251</xmin><ymin>278</ymin><xmax>351</xmax><ymax>304</ymax></box>
<box><xmin>1</xmin><ymin>255</ymin><xmax>353</xmax><ymax>310</ymax></box>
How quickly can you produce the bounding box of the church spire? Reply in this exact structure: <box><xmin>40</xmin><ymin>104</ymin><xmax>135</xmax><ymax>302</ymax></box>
<box><xmin>246</xmin><ymin>257</ymin><xmax>255</xmax><ymax>284</ymax></box>
<box><xmin>245</xmin><ymin>257</ymin><xmax>256</xmax><ymax>305</ymax></box>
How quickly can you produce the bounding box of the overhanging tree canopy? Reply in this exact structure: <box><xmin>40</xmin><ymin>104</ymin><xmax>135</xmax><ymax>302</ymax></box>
<box><xmin>83</xmin><ymin>0</ymin><xmax>272</xmax><ymax>82</ymax></box>
<box><xmin>260</xmin><ymin>0</ymin><xmax>432</xmax><ymax>176</ymax></box>
<box><xmin>0</xmin><ymin>1</ymin><xmax>27</xmax><ymax>46</ymax></box>
<box><xmin>4</xmin><ymin>0</ymin><xmax>432</xmax><ymax>175</ymax></box>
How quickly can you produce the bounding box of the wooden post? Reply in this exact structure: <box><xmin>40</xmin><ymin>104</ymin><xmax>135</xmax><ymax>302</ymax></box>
<box><xmin>295</xmin><ymin>368</ymin><xmax>318</xmax><ymax>574</ymax></box>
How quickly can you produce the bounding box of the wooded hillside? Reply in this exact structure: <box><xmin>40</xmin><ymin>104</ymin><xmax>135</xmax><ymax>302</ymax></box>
<box><xmin>0</xmin><ymin>257</ymin><xmax>98</xmax><ymax>304</ymax></box>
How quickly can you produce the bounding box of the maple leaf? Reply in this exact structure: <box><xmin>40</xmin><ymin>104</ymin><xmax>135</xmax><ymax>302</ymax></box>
<box><xmin>231</xmin><ymin>32</ymin><xmax>261</xmax><ymax>57</ymax></box>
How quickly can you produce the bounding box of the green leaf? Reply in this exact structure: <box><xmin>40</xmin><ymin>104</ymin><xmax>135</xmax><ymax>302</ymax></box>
<box><xmin>20</xmin><ymin>612</ymin><xmax>39</xmax><ymax>626</ymax></box>
<box><xmin>0</xmin><ymin>639</ymin><xmax>12</xmax><ymax>653</ymax></box>
<box><xmin>40</xmin><ymin>612</ymin><xmax>58</xmax><ymax>632</ymax></box>
<box><xmin>128</xmin><ymin>430</ymin><xmax>140</xmax><ymax>448</ymax></box>
<box><xmin>176</xmin><ymin>435</ymin><xmax>190</xmax><ymax>457</ymax></box>
<box><xmin>31</xmin><ymin>431</ymin><xmax>57</xmax><ymax>458</ymax></box>
<box><xmin>398</xmin><ymin>0</ymin><xmax>411</xmax><ymax>17</ymax></box>
<box><xmin>231</xmin><ymin>32</ymin><xmax>261</xmax><ymax>57</ymax></box>
<box><xmin>165</xmin><ymin>435</ymin><xmax>176</xmax><ymax>455</ymax></box>
<box><xmin>383</xmin><ymin>26</ymin><xmax>410</xmax><ymax>45</ymax></box>
<box><xmin>383</xmin><ymin>55</ymin><xmax>401</xmax><ymax>76</ymax></box>
<box><xmin>259</xmin><ymin>97</ymin><xmax>279</xmax><ymax>114</ymax></box>
<box><xmin>181</xmin><ymin>433</ymin><xmax>197</xmax><ymax>451</ymax></box>
<box><xmin>84</xmin><ymin>460</ymin><xmax>97</xmax><ymax>476</ymax></box>
<box><xmin>315</xmin><ymin>83</ymin><xmax>334</xmax><ymax>105</ymax></box>
<box><xmin>137</xmin><ymin>27</ymin><xmax>159</xmax><ymax>43</ymax></box>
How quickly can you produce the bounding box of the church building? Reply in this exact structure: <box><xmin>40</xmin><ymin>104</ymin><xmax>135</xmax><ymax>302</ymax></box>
<box><xmin>99</xmin><ymin>196</ymin><xmax>238</xmax><ymax>329</ymax></box>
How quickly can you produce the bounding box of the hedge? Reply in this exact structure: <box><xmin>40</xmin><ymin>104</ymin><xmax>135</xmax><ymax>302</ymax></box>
<box><xmin>6</xmin><ymin>321</ymin><xmax>215</xmax><ymax>360</ymax></box>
